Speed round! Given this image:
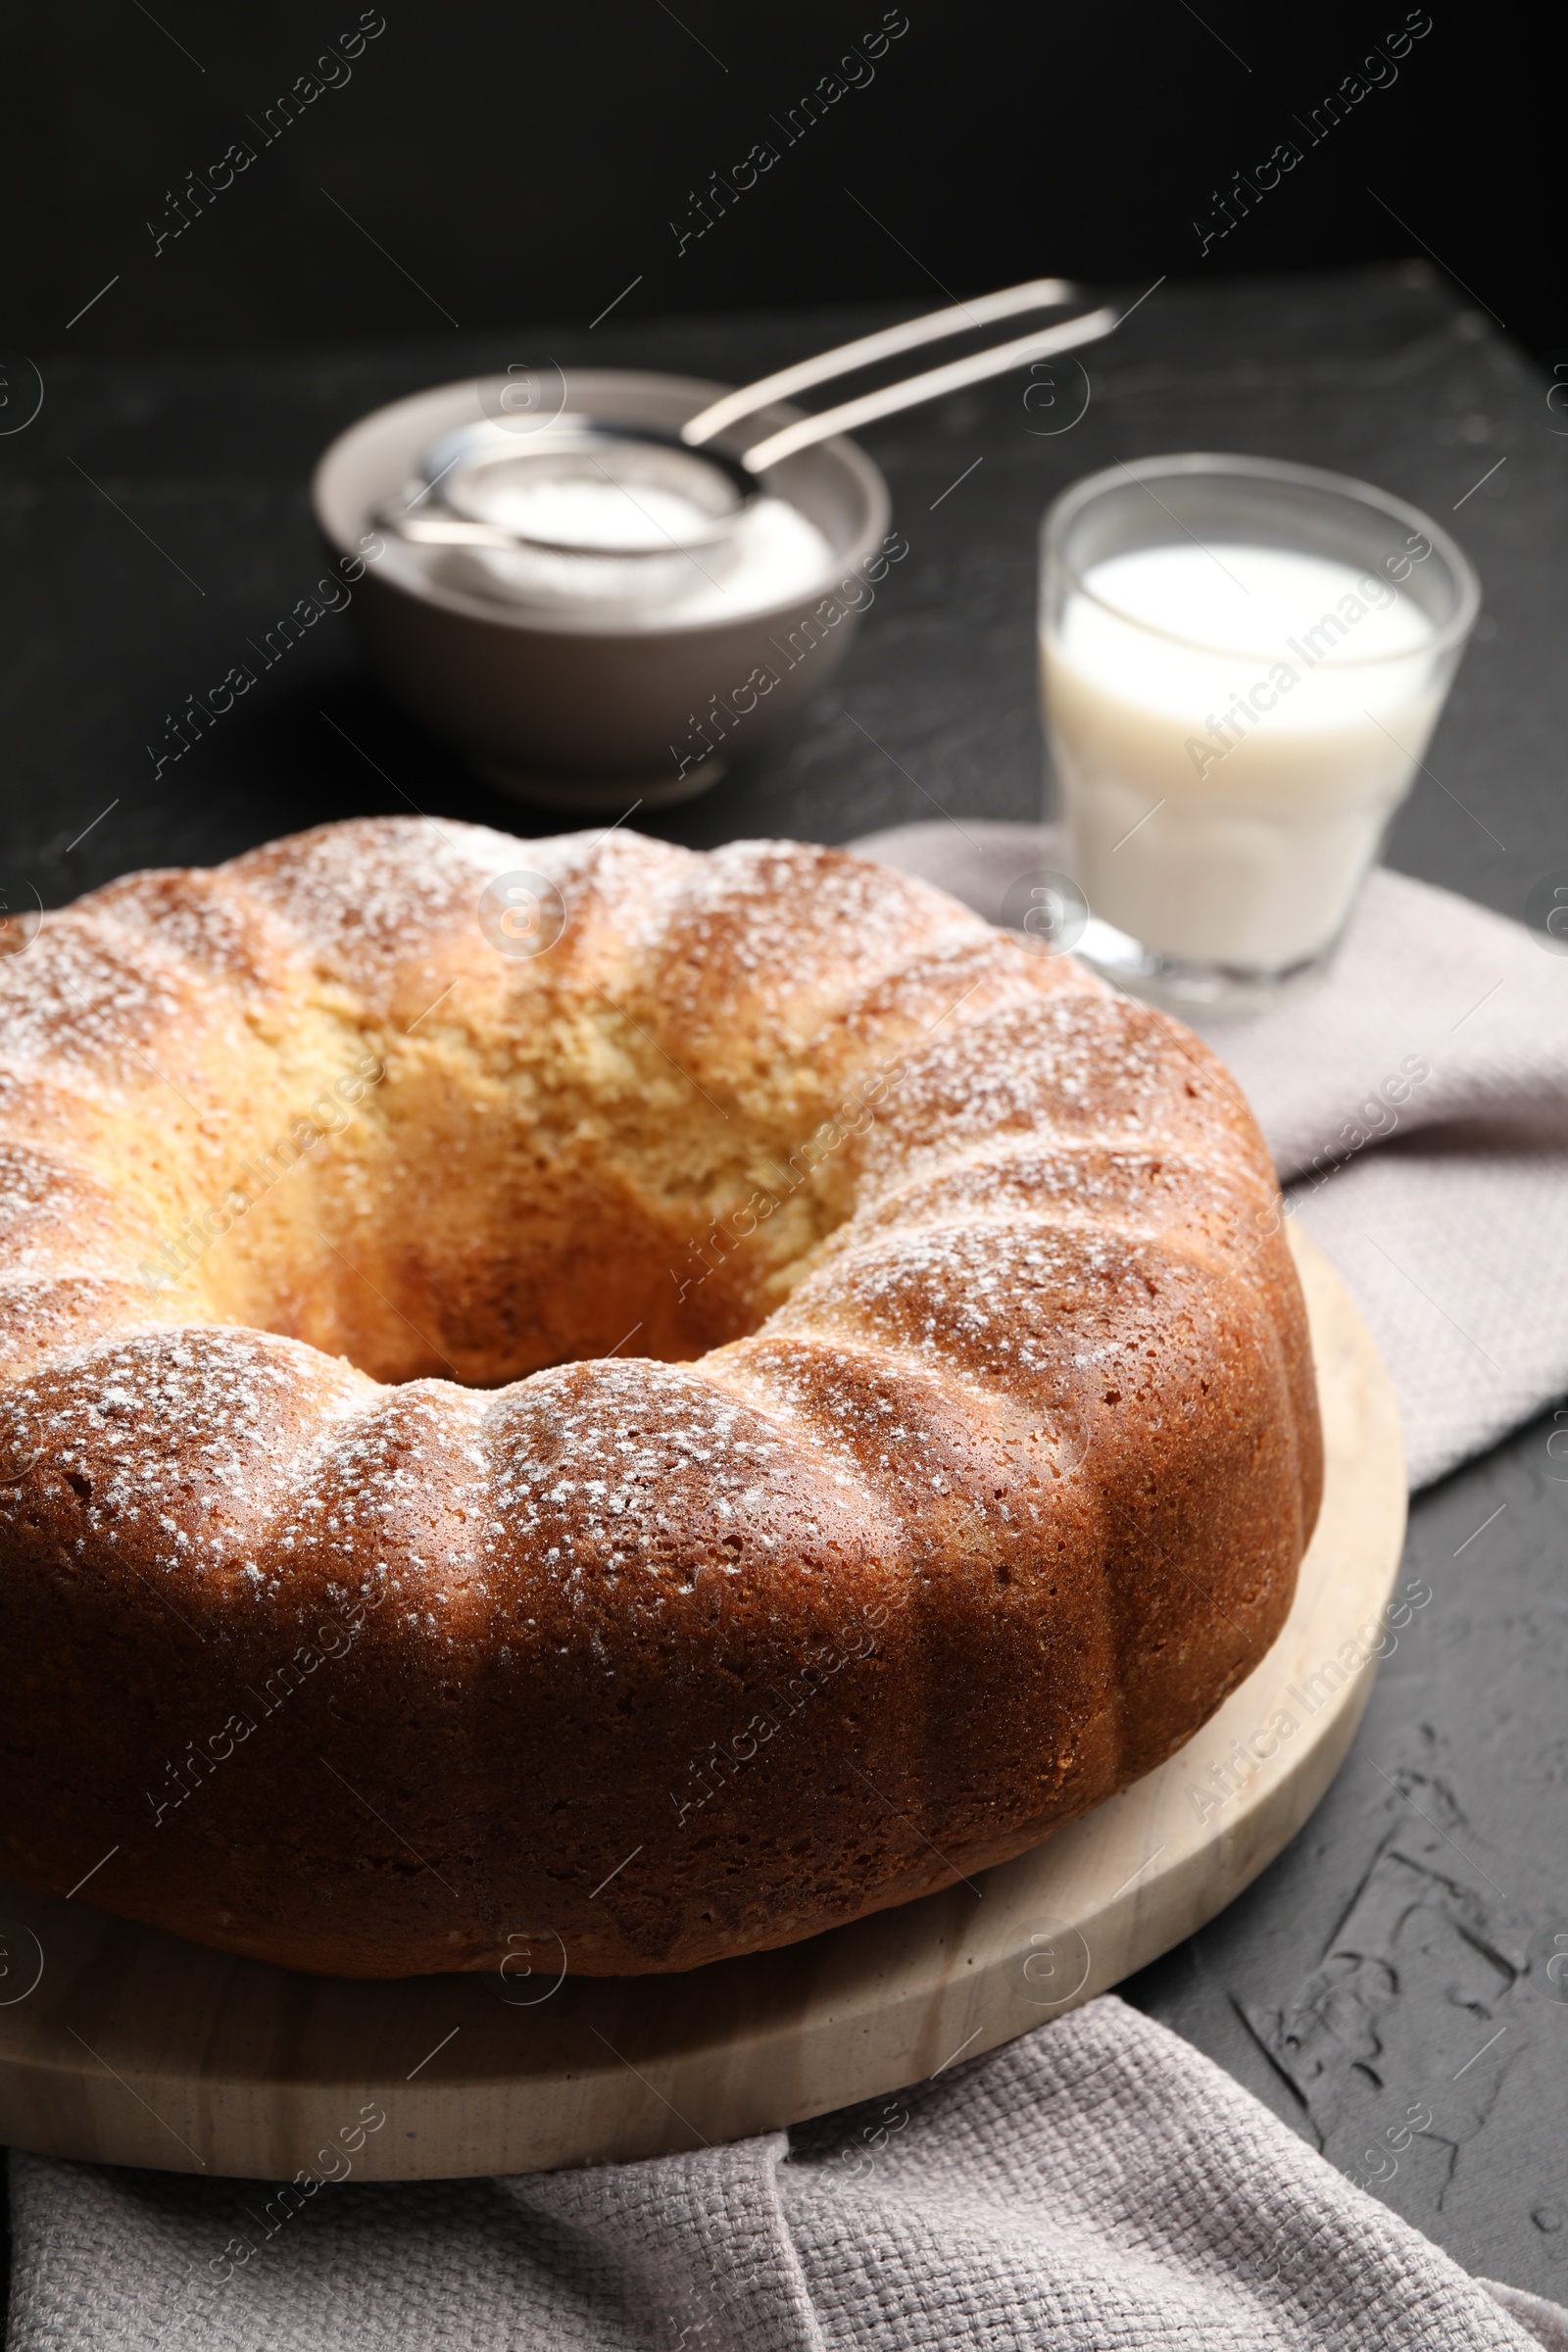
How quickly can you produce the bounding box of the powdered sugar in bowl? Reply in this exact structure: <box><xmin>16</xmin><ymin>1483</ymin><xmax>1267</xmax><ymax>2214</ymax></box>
<box><xmin>313</xmin><ymin>368</ymin><xmax>894</xmax><ymax>811</ymax></box>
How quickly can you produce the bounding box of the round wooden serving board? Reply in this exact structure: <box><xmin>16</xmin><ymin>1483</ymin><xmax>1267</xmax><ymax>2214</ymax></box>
<box><xmin>0</xmin><ymin>1227</ymin><xmax>1404</xmax><ymax>2180</ymax></box>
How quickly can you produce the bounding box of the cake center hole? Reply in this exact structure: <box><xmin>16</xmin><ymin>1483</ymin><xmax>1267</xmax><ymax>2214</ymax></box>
<box><xmin>192</xmin><ymin>1019</ymin><xmax>855</xmax><ymax>1386</ymax></box>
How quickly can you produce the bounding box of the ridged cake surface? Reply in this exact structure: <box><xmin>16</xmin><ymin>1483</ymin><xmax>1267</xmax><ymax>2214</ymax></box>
<box><xmin>0</xmin><ymin>820</ymin><xmax>1320</xmax><ymax>1975</ymax></box>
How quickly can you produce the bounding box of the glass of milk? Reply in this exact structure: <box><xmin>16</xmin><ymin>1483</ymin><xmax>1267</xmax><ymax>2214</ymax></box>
<box><xmin>1040</xmin><ymin>454</ymin><xmax>1480</xmax><ymax>1012</ymax></box>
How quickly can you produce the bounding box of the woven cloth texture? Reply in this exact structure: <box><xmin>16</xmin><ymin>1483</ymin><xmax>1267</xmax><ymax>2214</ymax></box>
<box><xmin>10</xmin><ymin>1999</ymin><xmax>1565</xmax><ymax>2348</ymax></box>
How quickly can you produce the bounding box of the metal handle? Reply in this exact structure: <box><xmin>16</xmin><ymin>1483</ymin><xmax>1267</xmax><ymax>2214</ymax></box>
<box><xmin>681</xmin><ymin>276</ymin><xmax>1079</xmax><ymax>448</ymax></box>
<box><xmin>736</xmin><ymin>306</ymin><xmax>1121</xmax><ymax>473</ymax></box>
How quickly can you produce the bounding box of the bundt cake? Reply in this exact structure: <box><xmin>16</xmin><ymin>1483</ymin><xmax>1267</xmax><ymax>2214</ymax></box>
<box><xmin>0</xmin><ymin>819</ymin><xmax>1320</xmax><ymax>1977</ymax></box>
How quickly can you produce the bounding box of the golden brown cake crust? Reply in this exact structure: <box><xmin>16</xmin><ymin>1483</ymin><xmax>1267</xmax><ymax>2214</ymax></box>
<box><xmin>0</xmin><ymin>820</ymin><xmax>1321</xmax><ymax>1976</ymax></box>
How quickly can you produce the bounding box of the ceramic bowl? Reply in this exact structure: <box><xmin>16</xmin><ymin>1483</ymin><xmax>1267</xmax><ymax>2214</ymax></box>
<box><xmin>312</xmin><ymin>368</ymin><xmax>893</xmax><ymax>811</ymax></box>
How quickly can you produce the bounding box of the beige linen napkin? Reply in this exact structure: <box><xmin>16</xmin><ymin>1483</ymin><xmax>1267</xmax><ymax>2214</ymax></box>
<box><xmin>9</xmin><ymin>1999</ymin><xmax>1568</xmax><ymax>2348</ymax></box>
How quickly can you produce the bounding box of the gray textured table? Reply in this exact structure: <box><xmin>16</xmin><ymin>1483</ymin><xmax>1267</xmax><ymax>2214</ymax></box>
<box><xmin>3</xmin><ymin>266</ymin><xmax>1566</xmax><ymax>2303</ymax></box>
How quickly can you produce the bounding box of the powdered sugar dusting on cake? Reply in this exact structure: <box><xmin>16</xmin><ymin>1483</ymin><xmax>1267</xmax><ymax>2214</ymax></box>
<box><xmin>2</xmin><ymin>1328</ymin><xmax>368</xmax><ymax>1575</ymax></box>
<box><xmin>822</xmin><ymin>931</ymin><xmax>1099</xmax><ymax>1061</ymax></box>
<box><xmin>524</xmin><ymin>828</ymin><xmax>696</xmax><ymax>960</ymax></box>
<box><xmin>722</xmin><ymin>1331</ymin><xmax>1029</xmax><ymax>1516</ymax></box>
<box><xmin>253</xmin><ymin>1381</ymin><xmax>489</xmax><ymax>1628</ymax></box>
<box><xmin>224</xmin><ymin>815</ymin><xmax>529</xmax><ymax>978</ymax></box>
<box><xmin>852</xmin><ymin>990</ymin><xmax>1253</xmax><ymax>1207</ymax></box>
<box><xmin>0</xmin><ymin>1277</ymin><xmax>181</xmax><ymax>1391</ymax></box>
<box><xmin>839</xmin><ymin>1138</ymin><xmax>1269</xmax><ymax>1259</ymax></box>
<box><xmin>0</xmin><ymin>915</ymin><xmax>197</xmax><ymax>1085</ymax></box>
<box><xmin>0</xmin><ymin>1147</ymin><xmax>126</xmax><ymax>1280</ymax></box>
<box><xmin>777</xmin><ymin>1216</ymin><xmax>1188</xmax><ymax>1396</ymax></box>
<box><xmin>646</xmin><ymin>842</ymin><xmax>989</xmax><ymax>1042</ymax></box>
<box><xmin>81</xmin><ymin>869</ymin><xmax>304</xmax><ymax>996</ymax></box>
<box><xmin>482</xmin><ymin>1358</ymin><xmax>877</xmax><ymax>1597</ymax></box>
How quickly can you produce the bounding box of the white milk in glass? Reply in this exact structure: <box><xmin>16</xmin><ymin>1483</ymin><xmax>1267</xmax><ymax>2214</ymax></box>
<box><xmin>1043</xmin><ymin>542</ymin><xmax>1443</xmax><ymax>969</ymax></box>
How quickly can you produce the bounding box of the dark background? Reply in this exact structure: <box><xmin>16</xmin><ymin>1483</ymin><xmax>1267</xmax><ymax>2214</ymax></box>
<box><xmin>2</xmin><ymin>1</ymin><xmax>1554</xmax><ymax>362</ymax></box>
<box><xmin>1</xmin><ymin>0</ymin><xmax>1562</xmax><ymax>925</ymax></box>
<box><xmin>5</xmin><ymin>0</ymin><xmax>1568</xmax><ymax>2322</ymax></box>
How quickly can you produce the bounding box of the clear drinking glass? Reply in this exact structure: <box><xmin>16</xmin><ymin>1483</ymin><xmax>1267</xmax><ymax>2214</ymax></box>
<box><xmin>1039</xmin><ymin>453</ymin><xmax>1481</xmax><ymax>1013</ymax></box>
